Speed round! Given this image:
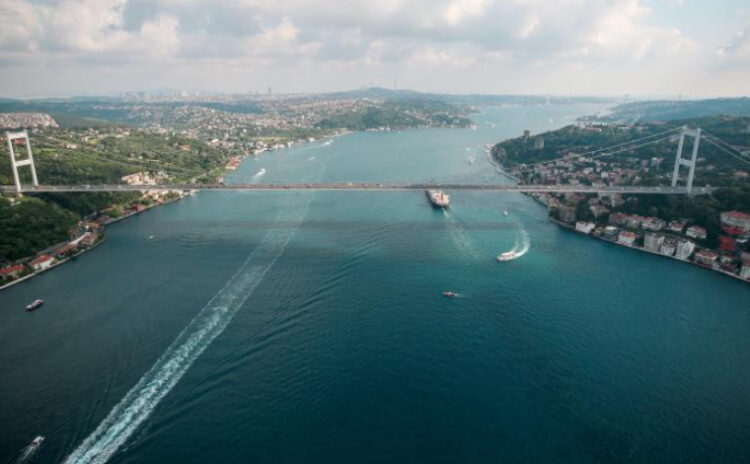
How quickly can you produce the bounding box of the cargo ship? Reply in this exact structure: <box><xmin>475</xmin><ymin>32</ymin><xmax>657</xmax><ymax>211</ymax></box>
<box><xmin>426</xmin><ymin>189</ymin><xmax>450</xmax><ymax>208</ymax></box>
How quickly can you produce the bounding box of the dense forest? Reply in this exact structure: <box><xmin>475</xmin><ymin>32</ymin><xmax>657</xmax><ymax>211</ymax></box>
<box><xmin>0</xmin><ymin>196</ymin><xmax>78</xmax><ymax>262</ymax></box>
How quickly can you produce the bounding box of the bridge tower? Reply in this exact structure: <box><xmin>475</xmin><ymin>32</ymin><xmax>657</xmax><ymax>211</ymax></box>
<box><xmin>5</xmin><ymin>131</ymin><xmax>38</xmax><ymax>195</ymax></box>
<box><xmin>671</xmin><ymin>126</ymin><xmax>701</xmax><ymax>194</ymax></box>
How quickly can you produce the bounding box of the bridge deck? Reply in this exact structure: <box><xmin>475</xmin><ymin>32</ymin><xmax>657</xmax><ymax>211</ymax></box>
<box><xmin>0</xmin><ymin>183</ymin><xmax>714</xmax><ymax>194</ymax></box>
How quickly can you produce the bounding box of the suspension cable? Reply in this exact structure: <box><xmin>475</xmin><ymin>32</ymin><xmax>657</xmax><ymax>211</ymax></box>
<box><xmin>701</xmin><ymin>137</ymin><xmax>750</xmax><ymax>168</ymax></box>
<box><xmin>517</xmin><ymin>134</ymin><xmax>675</xmax><ymax>171</ymax></box>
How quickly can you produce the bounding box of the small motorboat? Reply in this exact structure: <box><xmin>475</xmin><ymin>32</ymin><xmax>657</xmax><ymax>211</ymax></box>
<box><xmin>497</xmin><ymin>251</ymin><xmax>519</xmax><ymax>262</ymax></box>
<box><xmin>25</xmin><ymin>299</ymin><xmax>44</xmax><ymax>312</ymax></box>
<box><xmin>443</xmin><ymin>291</ymin><xmax>458</xmax><ymax>298</ymax></box>
<box><xmin>31</xmin><ymin>436</ymin><xmax>44</xmax><ymax>447</ymax></box>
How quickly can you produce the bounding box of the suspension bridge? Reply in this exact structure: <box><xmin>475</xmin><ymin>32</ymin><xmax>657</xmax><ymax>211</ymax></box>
<box><xmin>3</xmin><ymin>125</ymin><xmax>748</xmax><ymax>195</ymax></box>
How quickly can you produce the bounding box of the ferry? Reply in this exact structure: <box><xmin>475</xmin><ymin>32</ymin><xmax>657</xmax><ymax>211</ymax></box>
<box><xmin>426</xmin><ymin>189</ymin><xmax>450</xmax><ymax>208</ymax></box>
<box><xmin>25</xmin><ymin>299</ymin><xmax>44</xmax><ymax>312</ymax></box>
<box><xmin>497</xmin><ymin>251</ymin><xmax>519</xmax><ymax>262</ymax></box>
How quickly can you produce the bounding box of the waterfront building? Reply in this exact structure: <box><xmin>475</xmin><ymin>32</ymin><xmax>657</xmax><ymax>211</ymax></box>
<box><xmin>0</xmin><ymin>264</ymin><xmax>25</xmax><ymax>280</ymax></box>
<box><xmin>55</xmin><ymin>243</ymin><xmax>77</xmax><ymax>257</ymax></box>
<box><xmin>626</xmin><ymin>215</ymin><xmax>644</xmax><ymax>230</ymax></box>
<box><xmin>686</xmin><ymin>225</ymin><xmax>707</xmax><ymax>240</ymax></box>
<box><xmin>29</xmin><ymin>254</ymin><xmax>55</xmax><ymax>271</ymax></box>
<box><xmin>603</xmin><ymin>226</ymin><xmax>619</xmax><ymax>240</ymax></box>
<box><xmin>641</xmin><ymin>217</ymin><xmax>666</xmax><ymax>232</ymax></box>
<box><xmin>617</xmin><ymin>231</ymin><xmax>637</xmax><ymax>247</ymax></box>
<box><xmin>668</xmin><ymin>221</ymin><xmax>685</xmax><ymax>233</ymax></box>
<box><xmin>575</xmin><ymin>222</ymin><xmax>596</xmax><ymax>234</ymax></box>
<box><xmin>694</xmin><ymin>249</ymin><xmax>719</xmax><ymax>267</ymax></box>
<box><xmin>675</xmin><ymin>239</ymin><xmax>696</xmax><ymax>260</ymax></box>
<box><xmin>720</xmin><ymin>211</ymin><xmax>750</xmax><ymax>233</ymax></box>
<box><xmin>659</xmin><ymin>238</ymin><xmax>677</xmax><ymax>256</ymax></box>
<box><xmin>644</xmin><ymin>233</ymin><xmax>664</xmax><ymax>251</ymax></box>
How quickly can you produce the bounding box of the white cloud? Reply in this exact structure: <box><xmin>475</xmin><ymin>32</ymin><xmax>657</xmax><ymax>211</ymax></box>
<box><xmin>0</xmin><ymin>0</ymin><xmax>746</xmax><ymax>96</ymax></box>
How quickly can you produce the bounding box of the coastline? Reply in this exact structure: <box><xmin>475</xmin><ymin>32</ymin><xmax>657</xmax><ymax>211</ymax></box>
<box><xmin>486</xmin><ymin>145</ymin><xmax>750</xmax><ymax>286</ymax></box>
<box><xmin>0</xmin><ymin>238</ymin><xmax>106</xmax><ymax>292</ymax></box>
<box><xmin>0</xmin><ymin>194</ymin><xmax>189</xmax><ymax>293</ymax></box>
<box><xmin>549</xmin><ymin>217</ymin><xmax>750</xmax><ymax>285</ymax></box>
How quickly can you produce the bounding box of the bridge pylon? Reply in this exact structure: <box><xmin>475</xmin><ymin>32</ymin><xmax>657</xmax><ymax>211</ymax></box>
<box><xmin>5</xmin><ymin>131</ymin><xmax>38</xmax><ymax>195</ymax></box>
<box><xmin>670</xmin><ymin>126</ymin><xmax>701</xmax><ymax>194</ymax></box>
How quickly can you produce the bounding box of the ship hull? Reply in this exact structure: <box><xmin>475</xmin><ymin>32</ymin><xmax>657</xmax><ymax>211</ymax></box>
<box><xmin>426</xmin><ymin>190</ymin><xmax>450</xmax><ymax>208</ymax></box>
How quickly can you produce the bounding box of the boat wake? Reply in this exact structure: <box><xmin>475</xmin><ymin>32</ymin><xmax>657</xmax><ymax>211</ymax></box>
<box><xmin>307</xmin><ymin>156</ymin><xmax>315</xmax><ymax>161</ymax></box>
<box><xmin>500</xmin><ymin>227</ymin><xmax>530</xmax><ymax>261</ymax></box>
<box><xmin>15</xmin><ymin>437</ymin><xmax>44</xmax><ymax>464</ymax></box>
<box><xmin>252</xmin><ymin>168</ymin><xmax>267</xmax><ymax>180</ymax></box>
<box><xmin>62</xmin><ymin>198</ymin><xmax>313</xmax><ymax>464</ymax></box>
<box><xmin>442</xmin><ymin>210</ymin><xmax>480</xmax><ymax>259</ymax></box>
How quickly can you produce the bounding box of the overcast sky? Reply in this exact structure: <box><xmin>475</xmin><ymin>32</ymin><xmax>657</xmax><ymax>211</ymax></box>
<box><xmin>1</xmin><ymin>0</ymin><xmax>748</xmax><ymax>98</ymax></box>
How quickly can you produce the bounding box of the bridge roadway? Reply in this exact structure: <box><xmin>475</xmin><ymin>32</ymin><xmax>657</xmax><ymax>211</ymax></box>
<box><xmin>0</xmin><ymin>183</ymin><xmax>715</xmax><ymax>194</ymax></box>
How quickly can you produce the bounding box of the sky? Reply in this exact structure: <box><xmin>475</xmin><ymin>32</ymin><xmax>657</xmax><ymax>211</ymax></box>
<box><xmin>0</xmin><ymin>0</ymin><xmax>748</xmax><ymax>98</ymax></box>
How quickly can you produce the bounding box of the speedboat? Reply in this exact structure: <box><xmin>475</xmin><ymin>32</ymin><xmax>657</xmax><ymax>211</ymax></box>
<box><xmin>443</xmin><ymin>291</ymin><xmax>458</xmax><ymax>298</ymax></box>
<box><xmin>31</xmin><ymin>436</ymin><xmax>44</xmax><ymax>446</ymax></box>
<box><xmin>497</xmin><ymin>251</ymin><xmax>519</xmax><ymax>262</ymax></box>
<box><xmin>25</xmin><ymin>299</ymin><xmax>44</xmax><ymax>312</ymax></box>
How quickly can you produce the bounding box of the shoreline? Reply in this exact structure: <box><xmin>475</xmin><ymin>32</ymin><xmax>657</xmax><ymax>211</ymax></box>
<box><xmin>486</xmin><ymin>144</ymin><xmax>750</xmax><ymax>286</ymax></box>
<box><xmin>0</xmin><ymin>194</ymin><xmax>189</xmax><ymax>293</ymax></box>
<box><xmin>549</xmin><ymin>217</ymin><xmax>750</xmax><ymax>285</ymax></box>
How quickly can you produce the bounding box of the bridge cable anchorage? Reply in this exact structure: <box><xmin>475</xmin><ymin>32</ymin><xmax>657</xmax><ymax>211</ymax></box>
<box><xmin>515</xmin><ymin>127</ymin><xmax>682</xmax><ymax>171</ymax></box>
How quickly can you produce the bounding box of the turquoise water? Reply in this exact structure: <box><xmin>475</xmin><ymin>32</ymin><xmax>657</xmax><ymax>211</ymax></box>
<box><xmin>2</xmin><ymin>104</ymin><xmax>750</xmax><ymax>463</ymax></box>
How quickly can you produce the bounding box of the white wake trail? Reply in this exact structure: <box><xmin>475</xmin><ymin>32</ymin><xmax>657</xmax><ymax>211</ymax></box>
<box><xmin>442</xmin><ymin>209</ymin><xmax>480</xmax><ymax>259</ymax></box>
<box><xmin>63</xmin><ymin>198</ymin><xmax>312</xmax><ymax>464</ymax></box>
<box><xmin>511</xmin><ymin>227</ymin><xmax>530</xmax><ymax>257</ymax></box>
<box><xmin>252</xmin><ymin>168</ymin><xmax>267</xmax><ymax>179</ymax></box>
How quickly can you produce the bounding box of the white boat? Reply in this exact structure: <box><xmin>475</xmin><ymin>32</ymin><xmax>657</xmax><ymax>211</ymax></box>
<box><xmin>497</xmin><ymin>251</ymin><xmax>519</xmax><ymax>262</ymax></box>
<box><xmin>426</xmin><ymin>189</ymin><xmax>450</xmax><ymax>208</ymax></box>
<box><xmin>31</xmin><ymin>436</ymin><xmax>44</xmax><ymax>446</ymax></box>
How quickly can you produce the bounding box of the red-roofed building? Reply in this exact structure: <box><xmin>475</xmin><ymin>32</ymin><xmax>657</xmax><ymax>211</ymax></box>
<box><xmin>29</xmin><ymin>254</ymin><xmax>55</xmax><ymax>271</ymax></box>
<box><xmin>693</xmin><ymin>249</ymin><xmax>719</xmax><ymax>267</ymax></box>
<box><xmin>80</xmin><ymin>232</ymin><xmax>98</xmax><ymax>246</ymax></box>
<box><xmin>720</xmin><ymin>211</ymin><xmax>750</xmax><ymax>233</ymax></box>
<box><xmin>55</xmin><ymin>243</ymin><xmax>77</xmax><ymax>257</ymax></box>
<box><xmin>719</xmin><ymin>235</ymin><xmax>736</xmax><ymax>252</ymax></box>
<box><xmin>1</xmin><ymin>264</ymin><xmax>26</xmax><ymax>280</ymax></box>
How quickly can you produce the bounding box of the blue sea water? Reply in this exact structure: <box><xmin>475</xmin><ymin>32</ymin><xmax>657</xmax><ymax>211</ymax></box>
<box><xmin>1</xmin><ymin>104</ymin><xmax>749</xmax><ymax>463</ymax></box>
